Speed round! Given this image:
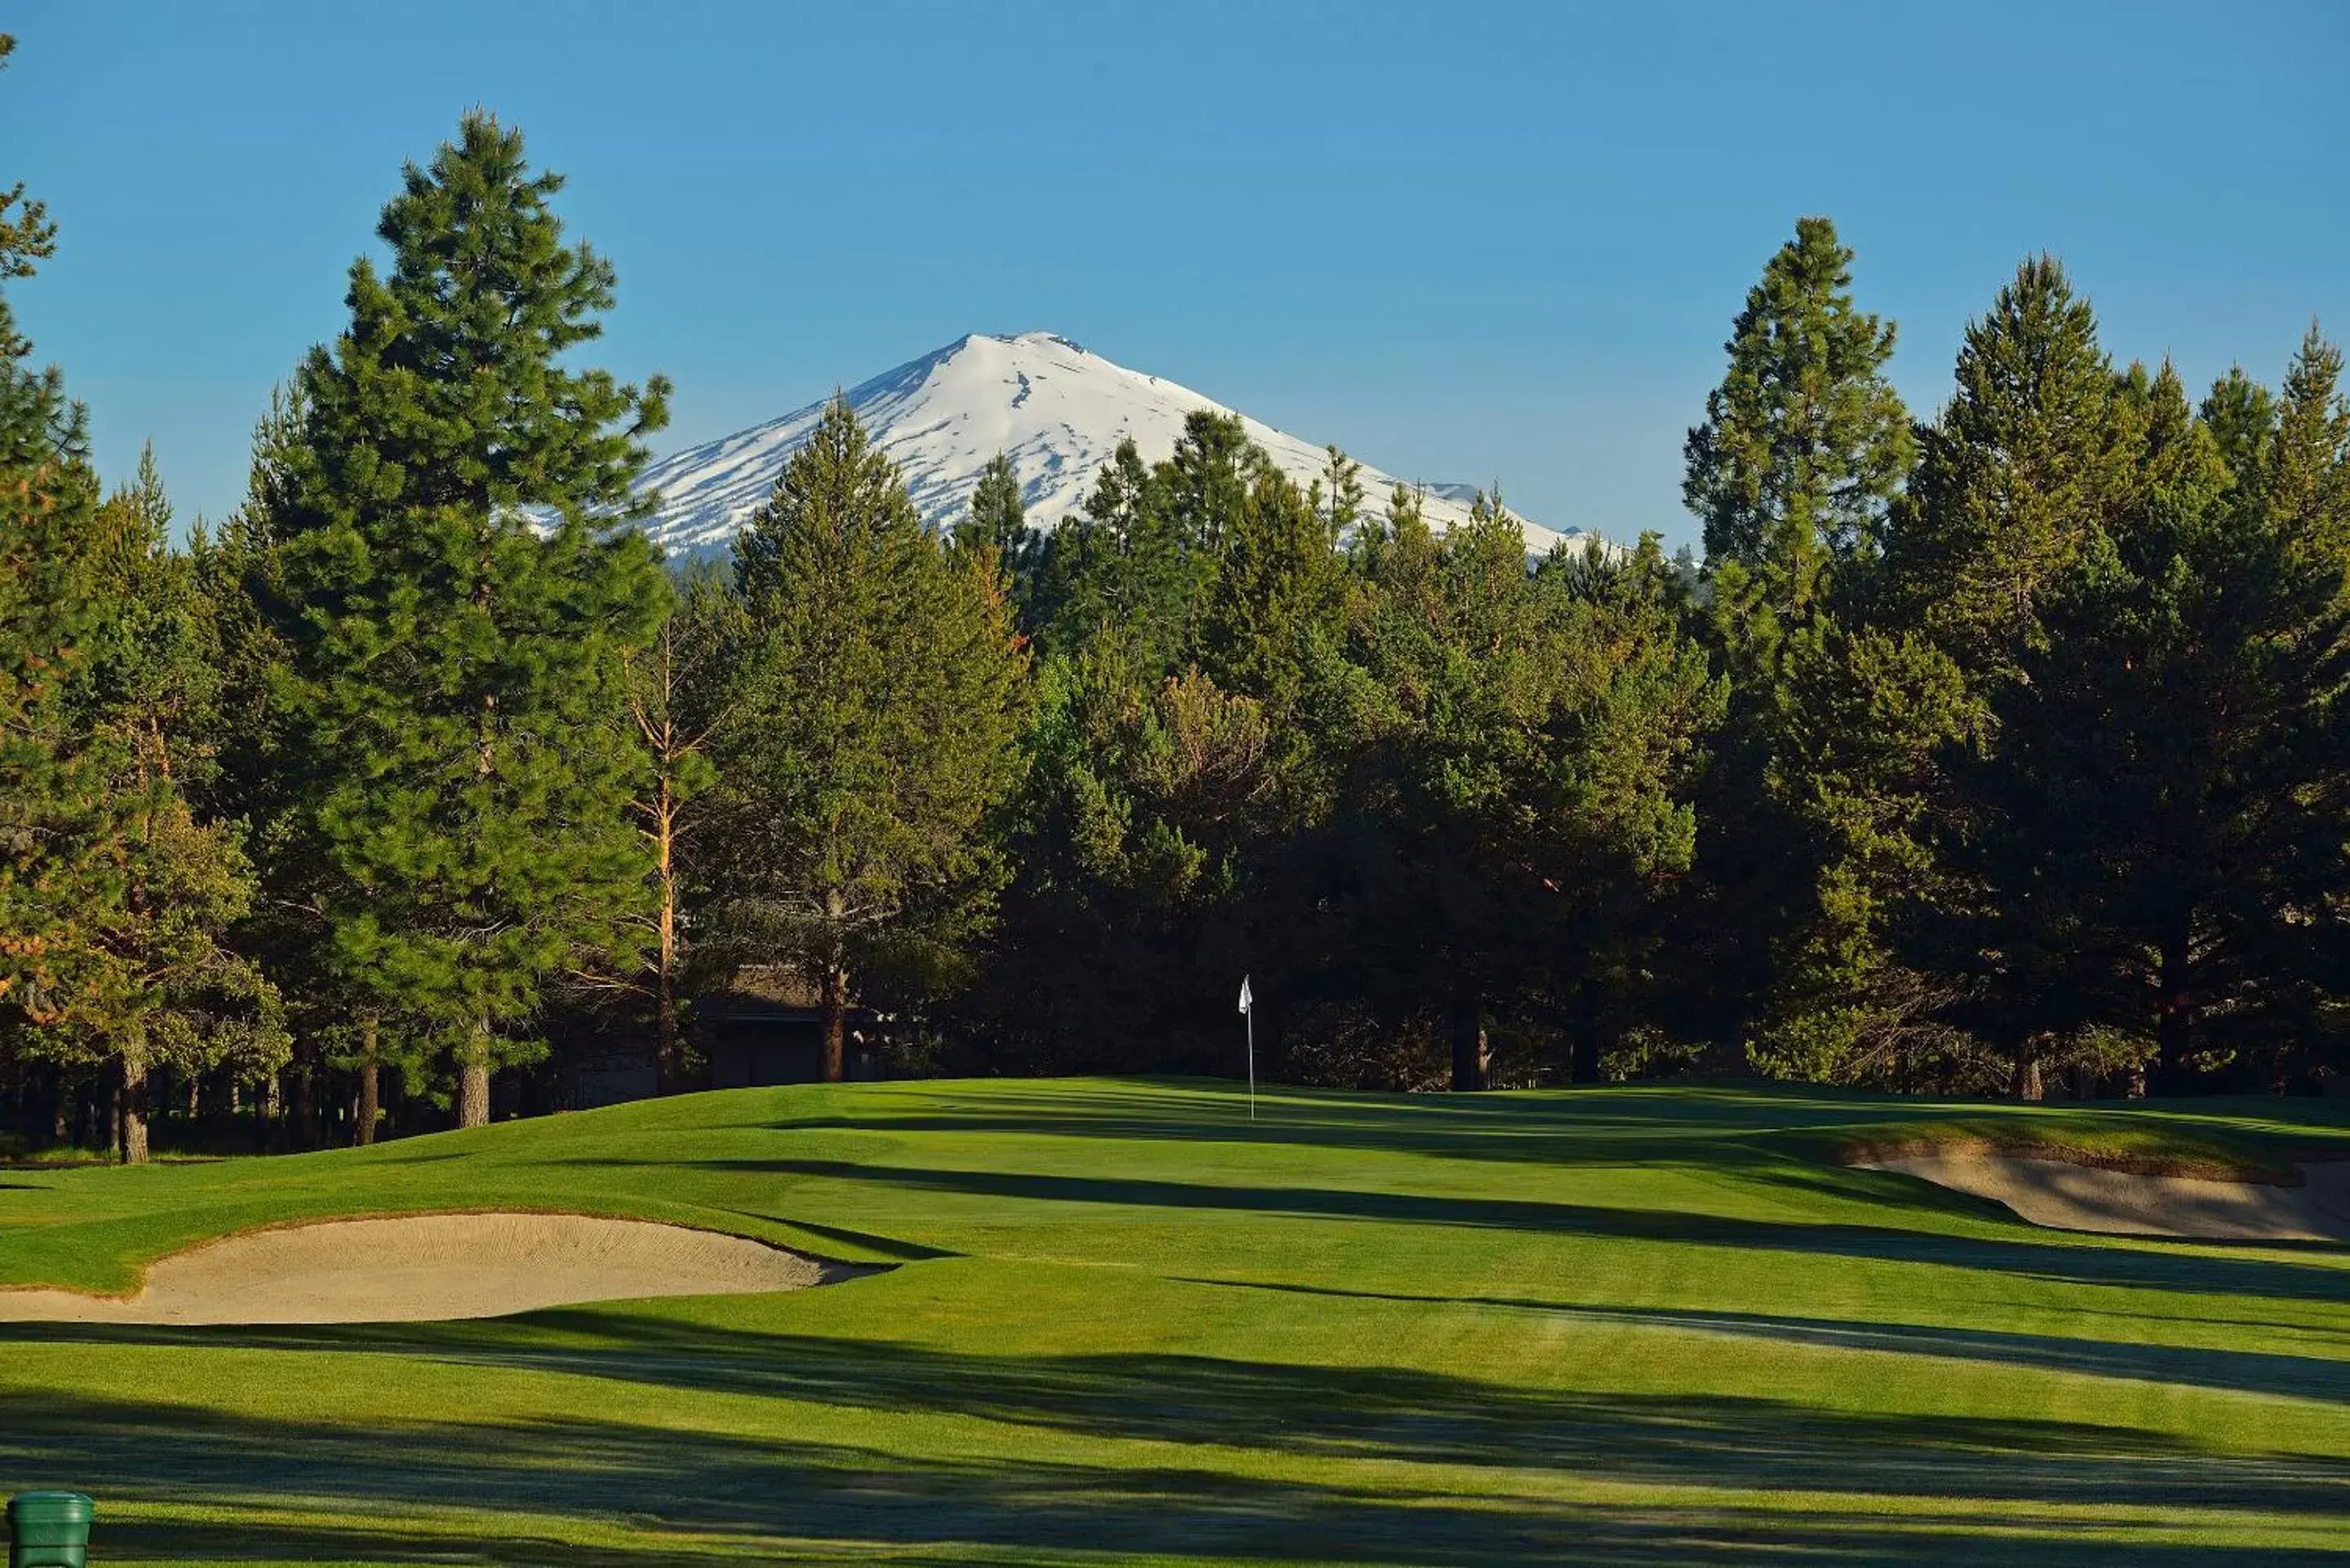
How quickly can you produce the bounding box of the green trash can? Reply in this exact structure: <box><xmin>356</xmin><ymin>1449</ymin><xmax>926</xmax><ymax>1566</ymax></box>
<box><xmin>7</xmin><ymin>1493</ymin><xmax>91</xmax><ymax>1568</ymax></box>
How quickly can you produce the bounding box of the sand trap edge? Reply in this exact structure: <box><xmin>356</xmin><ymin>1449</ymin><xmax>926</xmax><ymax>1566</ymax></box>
<box><xmin>0</xmin><ymin>1209</ymin><xmax>880</xmax><ymax>1326</ymax></box>
<box><xmin>1856</xmin><ymin>1151</ymin><xmax>2350</xmax><ymax>1243</ymax></box>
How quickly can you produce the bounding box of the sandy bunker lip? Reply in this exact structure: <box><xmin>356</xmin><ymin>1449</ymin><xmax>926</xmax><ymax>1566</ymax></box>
<box><xmin>0</xmin><ymin>1212</ymin><xmax>842</xmax><ymax>1325</ymax></box>
<box><xmin>1860</xmin><ymin>1152</ymin><xmax>2350</xmax><ymax>1243</ymax></box>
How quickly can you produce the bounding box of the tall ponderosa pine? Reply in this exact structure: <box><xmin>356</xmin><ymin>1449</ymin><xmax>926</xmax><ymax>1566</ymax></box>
<box><xmin>1677</xmin><ymin>216</ymin><xmax>1940</xmax><ymax>1083</ymax></box>
<box><xmin>1877</xmin><ymin>261</ymin><xmax>2152</xmax><ymax>1096</ymax></box>
<box><xmin>275</xmin><ymin>113</ymin><xmax>672</xmax><ymax>1127</ymax></box>
<box><xmin>712</xmin><ymin>396</ymin><xmax>1028</xmax><ymax>1080</ymax></box>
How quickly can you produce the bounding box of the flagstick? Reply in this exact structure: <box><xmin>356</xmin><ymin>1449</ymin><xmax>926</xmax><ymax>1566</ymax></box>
<box><xmin>1247</xmin><ymin>1007</ymin><xmax>1256</xmax><ymax>1122</ymax></box>
<box><xmin>1239</xmin><ymin>973</ymin><xmax>1257</xmax><ymax>1123</ymax></box>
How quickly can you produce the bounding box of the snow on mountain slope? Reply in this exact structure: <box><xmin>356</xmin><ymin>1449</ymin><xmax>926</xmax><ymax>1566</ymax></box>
<box><xmin>636</xmin><ymin>332</ymin><xmax>1597</xmax><ymax>557</ymax></box>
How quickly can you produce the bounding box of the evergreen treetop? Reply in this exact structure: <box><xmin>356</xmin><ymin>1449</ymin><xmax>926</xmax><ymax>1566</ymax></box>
<box><xmin>1886</xmin><ymin>255</ymin><xmax>2137</xmax><ymax>676</ymax></box>
<box><xmin>1683</xmin><ymin>216</ymin><xmax>1912</xmax><ymax>615</ymax></box>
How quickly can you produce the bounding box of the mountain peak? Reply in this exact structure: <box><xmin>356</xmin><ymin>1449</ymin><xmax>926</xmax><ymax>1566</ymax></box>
<box><xmin>636</xmin><ymin>336</ymin><xmax>1592</xmax><ymax>556</ymax></box>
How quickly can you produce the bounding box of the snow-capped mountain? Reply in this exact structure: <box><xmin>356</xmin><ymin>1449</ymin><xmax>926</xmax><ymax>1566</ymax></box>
<box><xmin>636</xmin><ymin>332</ymin><xmax>1596</xmax><ymax>557</ymax></box>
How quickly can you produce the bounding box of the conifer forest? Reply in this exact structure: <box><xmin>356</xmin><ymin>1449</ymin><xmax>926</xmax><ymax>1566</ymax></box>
<box><xmin>7</xmin><ymin>66</ymin><xmax>2349</xmax><ymax>1163</ymax></box>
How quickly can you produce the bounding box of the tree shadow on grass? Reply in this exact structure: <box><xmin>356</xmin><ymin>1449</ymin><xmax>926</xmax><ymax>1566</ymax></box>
<box><xmin>11</xmin><ymin>1314</ymin><xmax>2350</xmax><ymax>1523</ymax></box>
<box><xmin>608</xmin><ymin>1154</ymin><xmax>2350</xmax><ymax>1306</ymax></box>
<box><xmin>7</xmin><ymin>1378</ymin><xmax>2345</xmax><ymax>1567</ymax></box>
<box><xmin>1172</xmin><ymin>1276</ymin><xmax>2350</xmax><ymax>1406</ymax></box>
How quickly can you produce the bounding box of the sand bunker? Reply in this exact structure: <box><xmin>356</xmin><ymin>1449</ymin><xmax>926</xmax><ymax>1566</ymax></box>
<box><xmin>1861</xmin><ymin>1152</ymin><xmax>2350</xmax><ymax>1242</ymax></box>
<box><xmin>0</xmin><ymin>1212</ymin><xmax>836</xmax><ymax>1325</ymax></box>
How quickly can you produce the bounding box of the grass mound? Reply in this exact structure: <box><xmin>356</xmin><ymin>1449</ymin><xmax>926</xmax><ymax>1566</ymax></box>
<box><xmin>3</xmin><ymin>1078</ymin><xmax>2349</xmax><ymax>1566</ymax></box>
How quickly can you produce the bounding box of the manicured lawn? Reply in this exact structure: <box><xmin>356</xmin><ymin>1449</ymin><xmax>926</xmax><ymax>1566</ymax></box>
<box><xmin>5</xmin><ymin>1077</ymin><xmax>2350</xmax><ymax>1565</ymax></box>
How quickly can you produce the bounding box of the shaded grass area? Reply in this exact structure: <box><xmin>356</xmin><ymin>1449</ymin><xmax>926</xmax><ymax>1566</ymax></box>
<box><xmin>3</xmin><ymin>1078</ymin><xmax>2350</xmax><ymax>1563</ymax></box>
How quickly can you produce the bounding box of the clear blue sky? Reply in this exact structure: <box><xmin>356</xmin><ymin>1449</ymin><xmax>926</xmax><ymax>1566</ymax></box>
<box><xmin>6</xmin><ymin>0</ymin><xmax>2346</xmax><ymax>547</ymax></box>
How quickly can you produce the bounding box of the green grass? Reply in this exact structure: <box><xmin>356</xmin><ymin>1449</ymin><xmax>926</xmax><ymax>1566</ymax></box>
<box><xmin>6</xmin><ymin>1078</ymin><xmax>2350</xmax><ymax>1565</ymax></box>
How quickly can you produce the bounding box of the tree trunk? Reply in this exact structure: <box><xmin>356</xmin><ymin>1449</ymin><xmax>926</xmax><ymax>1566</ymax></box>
<box><xmin>820</xmin><ymin>959</ymin><xmax>849</xmax><ymax>1084</ymax></box>
<box><xmin>258</xmin><ymin>1070</ymin><xmax>282</xmax><ymax>1153</ymax></box>
<box><xmin>1569</xmin><ymin>977</ymin><xmax>1603</xmax><ymax>1086</ymax></box>
<box><xmin>2154</xmin><ymin>924</ymin><xmax>2194</xmax><ymax>1095</ymax></box>
<box><xmin>356</xmin><ymin>1014</ymin><xmax>380</xmax><ymax>1146</ymax></box>
<box><xmin>1450</xmin><ymin>992</ymin><xmax>1490</xmax><ymax>1092</ymax></box>
<box><xmin>457</xmin><ymin>1027</ymin><xmax>492</xmax><ymax>1128</ymax></box>
<box><xmin>653</xmin><ymin>771</ymin><xmax>683</xmax><ymax>1093</ymax></box>
<box><xmin>295</xmin><ymin>1054</ymin><xmax>321</xmax><ymax>1150</ymax></box>
<box><xmin>118</xmin><ymin>1041</ymin><xmax>150</xmax><ymax>1165</ymax></box>
<box><xmin>2010</xmin><ymin>1040</ymin><xmax>2043</xmax><ymax>1102</ymax></box>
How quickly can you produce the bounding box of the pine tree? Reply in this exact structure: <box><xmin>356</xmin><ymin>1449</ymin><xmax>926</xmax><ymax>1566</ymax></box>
<box><xmin>1677</xmin><ymin>219</ymin><xmax>1921</xmax><ymax>1079</ymax></box>
<box><xmin>0</xmin><ymin>38</ymin><xmax>54</xmax><ymax>286</ymax></box>
<box><xmin>622</xmin><ymin>565</ymin><xmax>731</xmax><ymax>1092</ymax></box>
<box><xmin>1935</xmin><ymin>361</ymin><xmax>2350</xmax><ymax>1093</ymax></box>
<box><xmin>0</xmin><ymin>48</ymin><xmax>284</xmax><ymax>1160</ymax></box>
<box><xmin>953</xmin><ymin>451</ymin><xmax>1048</xmax><ymax>625</ymax></box>
<box><xmin>1684</xmin><ymin>216</ymin><xmax>1913</xmax><ymax>619</ymax></box>
<box><xmin>1163</xmin><ymin>410</ymin><xmax>1260</xmax><ymax>565</ymax></box>
<box><xmin>0</xmin><ymin>124</ymin><xmax>114</xmax><ymax>1141</ymax></box>
<box><xmin>1318</xmin><ymin>506</ymin><xmax>1720</xmax><ymax>1090</ymax></box>
<box><xmin>2266</xmin><ymin>325</ymin><xmax>2350</xmax><ymax>596</ymax></box>
<box><xmin>273</xmin><ymin>113</ymin><xmax>672</xmax><ymax>1127</ymax></box>
<box><xmin>86</xmin><ymin>444</ymin><xmax>224</xmax><ymax>788</ymax></box>
<box><xmin>1199</xmin><ymin>464</ymin><xmax>1346</xmax><ymax>721</ymax></box>
<box><xmin>711</xmin><ymin>396</ymin><xmax>1028</xmax><ymax>1080</ymax></box>
<box><xmin>1745</xmin><ymin>618</ymin><xmax>1975</xmax><ymax>1083</ymax></box>
<box><xmin>1030</xmin><ymin>436</ymin><xmax>1192</xmax><ymax>670</ymax></box>
<box><xmin>957</xmin><ymin>452</ymin><xmax>1027</xmax><ymax>556</ymax></box>
<box><xmin>1312</xmin><ymin>445</ymin><xmax>1366</xmax><ymax>543</ymax></box>
<box><xmin>1882</xmin><ymin>255</ymin><xmax>2139</xmax><ymax>679</ymax></box>
<box><xmin>195</xmin><ymin>385</ymin><xmax>401</xmax><ymax>1145</ymax></box>
<box><xmin>975</xmin><ymin>646</ymin><xmax>1274</xmax><ymax>1073</ymax></box>
<box><xmin>2201</xmin><ymin>366</ymin><xmax>2277</xmax><ymax>494</ymax></box>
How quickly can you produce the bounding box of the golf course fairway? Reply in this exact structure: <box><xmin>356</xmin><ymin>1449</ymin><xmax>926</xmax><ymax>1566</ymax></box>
<box><xmin>4</xmin><ymin>1077</ymin><xmax>2350</xmax><ymax>1566</ymax></box>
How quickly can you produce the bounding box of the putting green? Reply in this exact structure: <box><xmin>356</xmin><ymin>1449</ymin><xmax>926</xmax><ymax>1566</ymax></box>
<box><xmin>3</xmin><ymin>1077</ymin><xmax>2349</xmax><ymax>1566</ymax></box>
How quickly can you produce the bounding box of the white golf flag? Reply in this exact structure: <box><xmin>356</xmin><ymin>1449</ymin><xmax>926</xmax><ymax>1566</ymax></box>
<box><xmin>1238</xmin><ymin>975</ymin><xmax>1253</xmax><ymax>1015</ymax></box>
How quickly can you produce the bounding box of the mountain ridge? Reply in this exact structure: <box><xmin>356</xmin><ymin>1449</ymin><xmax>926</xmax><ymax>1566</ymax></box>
<box><xmin>635</xmin><ymin>332</ymin><xmax>1595</xmax><ymax>558</ymax></box>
